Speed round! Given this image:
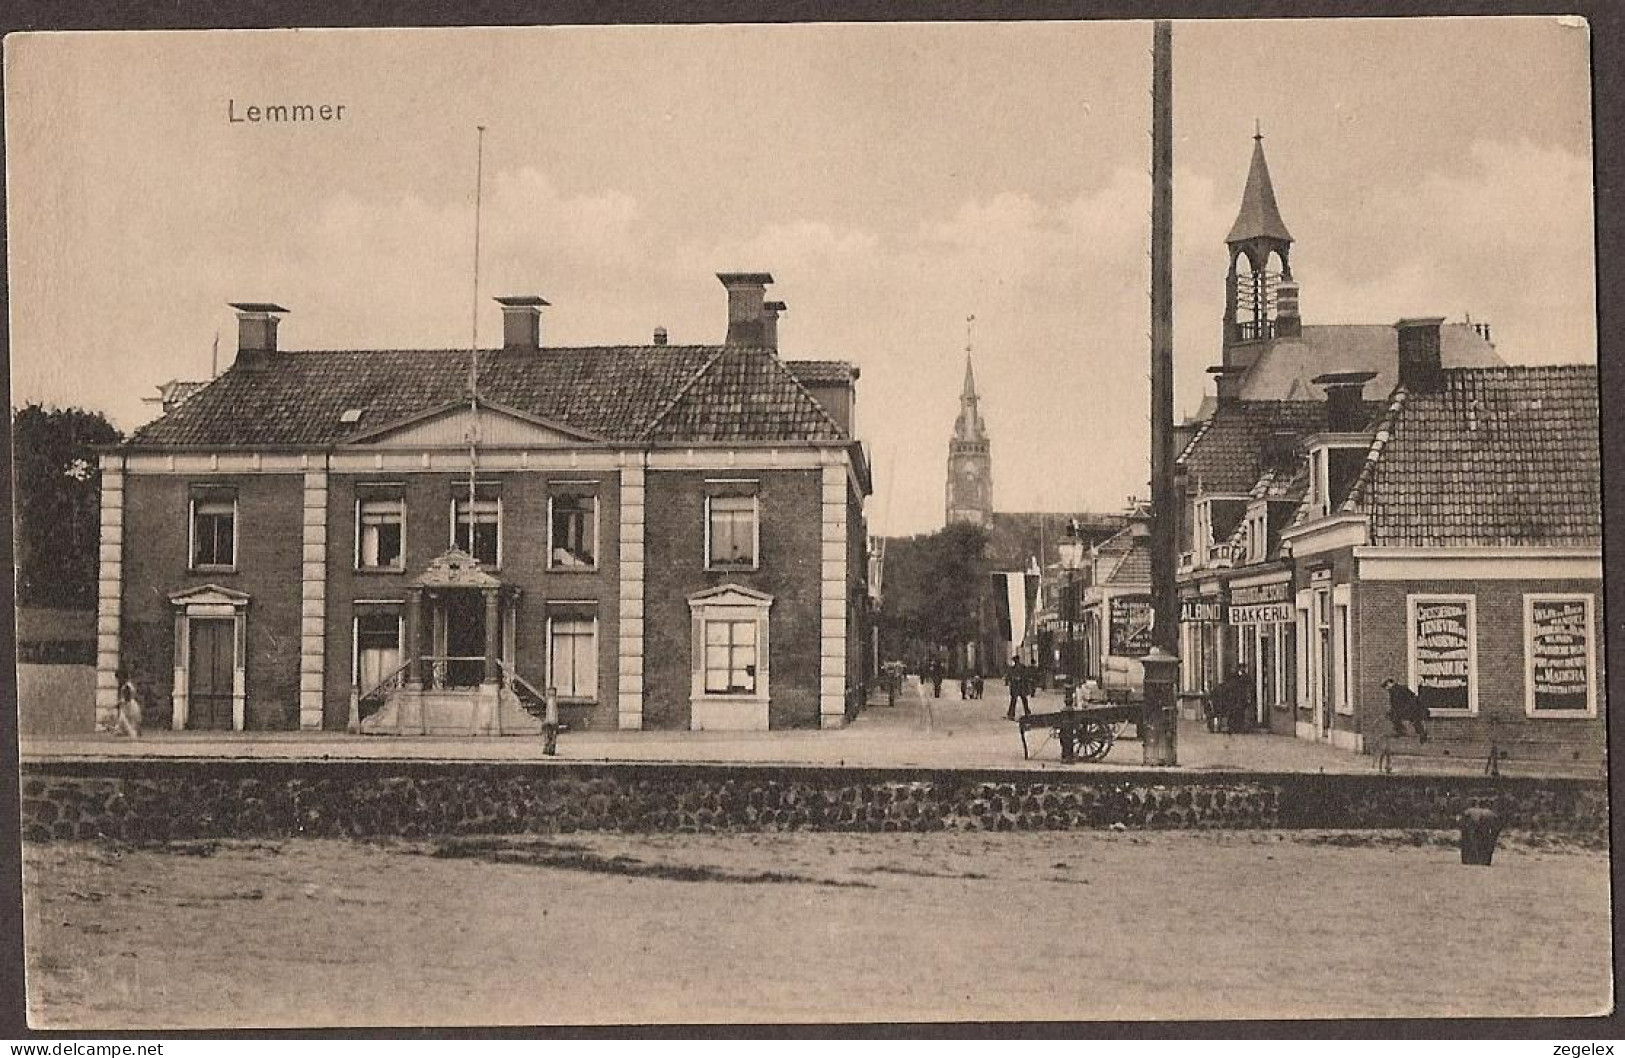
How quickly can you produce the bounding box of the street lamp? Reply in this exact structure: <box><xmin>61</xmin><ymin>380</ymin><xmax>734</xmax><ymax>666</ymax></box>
<box><xmin>1057</xmin><ymin>519</ymin><xmax>1086</xmax><ymax>687</ymax></box>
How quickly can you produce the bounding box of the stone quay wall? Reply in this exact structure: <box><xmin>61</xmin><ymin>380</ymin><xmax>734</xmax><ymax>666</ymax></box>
<box><xmin>18</xmin><ymin>760</ymin><xmax>1608</xmax><ymax>843</ymax></box>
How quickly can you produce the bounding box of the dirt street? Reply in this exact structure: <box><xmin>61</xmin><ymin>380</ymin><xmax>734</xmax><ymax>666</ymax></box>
<box><xmin>22</xmin><ymin>830</ymin><xmax>1611</xmax><ymax>1028</ymax></box>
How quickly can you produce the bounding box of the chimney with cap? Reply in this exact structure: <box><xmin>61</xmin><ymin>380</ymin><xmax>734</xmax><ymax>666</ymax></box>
<box><xmin>1275</xmin><ymin>279</ymin><xmax>1301</xmax><ymax>339</ymax></box>
<box><xmin>653</xmin><ymin>326</ymin><xmax>669</xmax><ymax>346</ymax></box>
<box><xmin>762</xmin><ymin>301</ymin><xmax>786</xmax><ymax>352</ymax></box>
<box><xmin>1207</xmin><ymin>364</ymin><xmax>1247</xmax><ymax>408</ymax></box>
<box><xmin>718</xmin><ymin>272</ymin><xmax>774</xmax><ymax>346</ymax></box>
<box><xmin>1395</xmin><ymin>317</ymin><xmax>1445</xmax><ymax>393</ymax></box>
<box><xmin>1311</xmin><ymin>370</ymin><xmax>1378</xmax><ymax>432</ymax></box>
<box><xmin>228</xmin><ymin>302</ymin><xmax>289</xmax><ymax>370</ymax></box>
<box><xmin>495</xmin><ymin>295</ymin><xmax>549</xmax><ymax>350</ymax></box>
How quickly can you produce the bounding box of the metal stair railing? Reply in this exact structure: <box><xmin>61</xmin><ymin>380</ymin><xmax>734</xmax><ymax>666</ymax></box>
<box><xmin>347</xmin><ymin>656</ymin><xmax>418</xmax><ymax>734</ymax></box>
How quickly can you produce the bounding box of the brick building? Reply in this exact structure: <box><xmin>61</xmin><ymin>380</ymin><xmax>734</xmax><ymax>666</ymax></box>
<box><xmin>1280</xmin><ymin>354</ymin><xmax>1602</xmax><ymax>754</ymax></box>
<box><xmin>1176</xmin><ymin>132</ymin><xmax>1602</xmax><ymax>756</ymax></box>
<box><xmin>96</xmin><ymin>274</ymin><xmax>872</xmax><ymax>735</ymax></box>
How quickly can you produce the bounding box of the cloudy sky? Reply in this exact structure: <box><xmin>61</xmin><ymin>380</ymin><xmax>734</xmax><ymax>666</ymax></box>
<box><xmin>6</xmin><ymin>18</ymin><xmax>1594</xmax><ymax>534</ymax></box>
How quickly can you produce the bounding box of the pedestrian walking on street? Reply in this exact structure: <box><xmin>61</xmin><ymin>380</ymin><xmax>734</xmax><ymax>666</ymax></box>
<box><xmin>1005</xmin><ymin>656</ymin><xmax>1032</xmax><ymax>720</ymax></box>
<box><xmin>114</xmin><ymin>670</ymin><xmax>143</xmax><ymax>739</ymax></box>
<box><xmin>1383</xmin><ymin>677</ymin><xmax>1429</xmax><ymax>742</ymax></box>
<box><xmin>929</xmin><ymin>657</ymin><xmax>944</xmax><ymax>699</ymax></box>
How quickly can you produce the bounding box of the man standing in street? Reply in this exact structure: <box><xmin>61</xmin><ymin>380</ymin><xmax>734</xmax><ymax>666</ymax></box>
<box><xmin>1383</xmin><ymin>677</ymin><xmax>1429</xmax><ymax>742</ymax></box>
<box><xmin>1006</xmin><ymin>655</ymin><xmax>1032</xmax><ymax>720</ymax></box>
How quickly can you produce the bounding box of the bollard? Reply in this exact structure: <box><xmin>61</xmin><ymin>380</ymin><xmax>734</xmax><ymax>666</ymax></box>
<box><xmin>1459</xmin><ymin>806</ymin><xmax>1502</xmax><ymax>866</ymax></box>
<box><xmin>541</xmin><ymin>686</ymin><xmax>559</xmax><ymax>757</ymax></box>
<box><xmin>1059</xmin><ymin>678</ymin><xmax>1079</xmax><ymax>763</ymax></box>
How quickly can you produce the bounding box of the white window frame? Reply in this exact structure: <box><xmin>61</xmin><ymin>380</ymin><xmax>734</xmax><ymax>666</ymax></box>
<box><xmin>1523</xmin><ymin>593</ymin><xmax>1597</xmax><ymax>719</ymax></box>
<box><xmin>546</xmin><ymin>492</ymin><xmax>600</xmax><ymax>571</ymax></box>
<box><xmin>1333</xmin><ymin>584</ymin><xmax>1354</xmax><ymax>715</ymax></box>
<box><xmin>1294</xmin><ymin>588</ymin><xmax>1313</xmax><ymax>712</ymax></box>
<box><xmin>1406</xmin><ymin>593</ymin><xmax>1479</xmax><ymax>717</ymax></box>
<box><xmin>687</xmin><ymin>586</ymin><xmax>774</xmax><ymax>720</ymax></box>
<box><xmin>189</xmin><ymin>495</ymin><xmax>239</xmax><ymax>572</ymax></box>
<box><xmin>449</xmin><ymin>494</ymin><xmax>503</xmax><ymax>568</ymax></box>
<box><xmin>354</xmin><ymin>496</ymin><xmax>406</xmax><ymax>572</ymax></box>
<box><xmin>351</xmin><ymin>609</ymin><xmax>405</xmax><ymax>686</ymax></box>
<box><xmin>704</xmin><ymin>493</ymin><xmax>761</xmax><ymax>571</ymax></box>
<box><xmin>545</xmin><ymin>612</ymin><xmax>600</xmax><ymax>702</ymax></box>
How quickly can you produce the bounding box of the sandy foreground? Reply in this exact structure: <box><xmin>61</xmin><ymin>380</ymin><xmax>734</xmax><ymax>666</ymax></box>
<box><xmin>22</xmin><ymin>830</ymin><xmax>1613</xmax><ymax>1028</ymax></box>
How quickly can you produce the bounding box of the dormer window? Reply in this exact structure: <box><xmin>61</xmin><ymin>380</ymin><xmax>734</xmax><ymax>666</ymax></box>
<box><xmin>1242</xmin><ymin>504</ymin><xmax>1270</xmax><ymax>565</ymax></box>
<box><xmin>1308</xmin><ymin>444</ymin><xmax>1367</xmax><ymax>519</ymax></box>
<box><xmin>1192</xmin><ymin>495</ymin><xmax>1248</xmax><ymax>566</ymax></box>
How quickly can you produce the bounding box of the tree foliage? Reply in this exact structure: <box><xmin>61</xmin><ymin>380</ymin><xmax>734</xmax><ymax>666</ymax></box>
<box><xmin>877</xmin><ymin>522</ymin><xmax>989</xmax><ymax>664</ymax></box>
<box><xmin>13</xmin><ymin>404</ymin><xmax>122</xmax><ymax>609</ymax></box>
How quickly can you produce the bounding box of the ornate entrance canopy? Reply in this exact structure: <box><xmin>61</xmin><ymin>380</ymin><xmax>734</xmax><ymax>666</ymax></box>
<box><xmin>411</xmin><ymin>548</ymin><xmax>503</xmax><ymax>590</ymax></box>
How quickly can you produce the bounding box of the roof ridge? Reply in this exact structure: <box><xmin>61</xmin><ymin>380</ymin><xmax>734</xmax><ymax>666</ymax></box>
<box><xmin>763</xmin><ymin>349</ymin><xmax>848</xmax><ymax>438</ymax></box>
<box><xmin>635</xmin><ymin>348</ymin><xmax>729</xmax><ymax>442</ymax></box>
<box><xmin>1339</xmin><ymin>384</ymin><xmax>1408</xmax><ymax>515</ymax></box>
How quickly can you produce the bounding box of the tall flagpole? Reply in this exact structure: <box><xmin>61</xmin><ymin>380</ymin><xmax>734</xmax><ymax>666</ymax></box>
<box><xmin>467</xmin><ymin>126</ymin><xmax>486</xmax><ymax>542</ymax></box>
<box><xmin>1143</xmin><ymin>19</ymin><xmax>1180</xmax><ymax>765</ymax></box>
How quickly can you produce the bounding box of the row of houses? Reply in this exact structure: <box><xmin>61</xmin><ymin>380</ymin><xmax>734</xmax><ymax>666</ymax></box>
<box><xmin>95</xmin><ymin>274</ymin><xmax>874</xmax><ymax>735</ymax></box>
<box><xmin>1172</xmin><ymin>135</ymin><xmax>1603</xmax><ymax>757</ymax></box>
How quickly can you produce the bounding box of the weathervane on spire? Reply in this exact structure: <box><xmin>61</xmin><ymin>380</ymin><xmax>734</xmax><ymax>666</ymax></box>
<box><xmin>1254</xmin><ymin>117</ymin><xmax>1263</xmax><ymax>143</ymax></box>
<box><xmin>965</xmin><ymin>313</ymin><xmax>975</xmax><ymax>355</ymax></box>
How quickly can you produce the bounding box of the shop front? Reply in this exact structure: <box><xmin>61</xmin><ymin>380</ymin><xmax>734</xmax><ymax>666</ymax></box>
<box><xmin>1177</xmin><ymin>587</ymin><xmax>1230</xmax><ymax>720</ymax></box>
<box><xmin>1227</xmin><ymin>574</ymin><xmax>1297</xmax><ymax>734</ymax></box>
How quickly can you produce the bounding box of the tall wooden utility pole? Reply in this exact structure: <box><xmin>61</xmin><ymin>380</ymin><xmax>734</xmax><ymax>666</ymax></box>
<box><xmin>1142</xmin><ymin>19</ymin><xmax>1180</xmax><ymax>765</ymax></box>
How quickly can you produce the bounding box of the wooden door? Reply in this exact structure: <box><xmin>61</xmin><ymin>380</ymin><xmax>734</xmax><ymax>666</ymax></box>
<box><xmin>188</xmin><ymin>618</ymin><xmax>236</xmax><ymax>730</ymax></box>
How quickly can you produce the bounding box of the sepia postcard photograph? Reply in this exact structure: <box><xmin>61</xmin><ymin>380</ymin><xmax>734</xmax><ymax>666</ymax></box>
<box><xmin>3</xmin><ymin>11</ymin><xmax>1612</xmax><ymax>1032</ymax></box>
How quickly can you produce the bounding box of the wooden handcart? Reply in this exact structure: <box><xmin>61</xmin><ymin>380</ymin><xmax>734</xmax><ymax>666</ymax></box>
<box><xmin>1018</xmin><ymin>703</ymin><xmax>1140</xmax><ymax>763</ymax></box>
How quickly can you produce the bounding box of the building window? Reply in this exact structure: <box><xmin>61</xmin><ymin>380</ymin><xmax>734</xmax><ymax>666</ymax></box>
<box><xmin>1407</xmin><ymin>594</ymin><xmax>1477</xmax><ymax>716</ymax></box>
<box><xmin>706</xmin><ymin>494</ymin><xmax>759</xmax><ymax>569</ymax></box>
<box><xmin>548</xmin><ymin>493</ymin><xmax>598</xmax><ymax>569</ymax></box>
<box><xmin>688</xmin><ymin>585</ymin><xmax>773</xmax><ymax>714</ymax></box>
<box><xmin>356</xmin><ymin>498</ymin><xmax>405</xmax><ymax>571</ymax></box>
<box><xmin>1525</xmin><ymin>594</ymin><xmax>1596</xmax><ymax>718</ymax></box>
<box><xmin>190</xmin><ymin>495</ymin><xmax>236</xmax><ymax>570</ymax></box>
<box><xmin>452</xmin><ymin>494</ymin><xmax>501</xmax><ymax>567</ymax></box>
<box><xmin>1333</xmin><ymin>585</ymin><xmax>1353</xmax><ymax>715</ymax></box>
<box><xmin>354</xmin><ymin>610</ymin><xmax>403</xmax><ymax>691</ymax></box>
<box><xmin>703</xmin><ymin>618</ymin><xmax>758</xmax><ymax>694</ymax></box>
<box><xmin>547</xmin><ymin>616</ymin><xmax>598</xmax><ymax>700</ymax></box>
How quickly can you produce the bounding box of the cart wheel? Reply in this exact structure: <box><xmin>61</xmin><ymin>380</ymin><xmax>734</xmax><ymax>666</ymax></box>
<box><xmin>1077</xmin><ymin>720</ymin><xmax>1113</xmax><ymax>762</ymax></box>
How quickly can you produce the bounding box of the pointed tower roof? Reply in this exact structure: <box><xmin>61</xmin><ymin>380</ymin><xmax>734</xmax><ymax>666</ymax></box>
<box><xmin>953</xmin><ymin>351</ymin><xmax>987</xmax><ymax>443</ymax></box>
<box><xmin>1226</xmin><ymin>130</ymin><xmax>1293</xmax><ymax>245</ymax></box>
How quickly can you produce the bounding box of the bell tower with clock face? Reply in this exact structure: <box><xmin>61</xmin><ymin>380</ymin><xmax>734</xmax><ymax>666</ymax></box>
<box><xmin>945</xmin><ymin>353</ymin><xmax>993</xmax><ymax>527</ymax></box>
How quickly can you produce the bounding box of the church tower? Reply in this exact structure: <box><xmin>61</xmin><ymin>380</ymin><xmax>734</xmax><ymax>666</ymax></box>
<box><xmin>1222</xmin><ymin>126</ymin><xmax>1301</xmax><ymax>373</ymax></box>
<box><xmin>945</xmin><ymin>352</ymin><xmax>993</xmax><ymax>527</ymax></box>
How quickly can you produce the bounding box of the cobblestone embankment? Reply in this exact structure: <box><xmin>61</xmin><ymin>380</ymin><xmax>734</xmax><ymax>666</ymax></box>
<box><xmin>17</xmin><ymin>759</ymin><xmax>1608</xmax><ymax>842</ymax></box>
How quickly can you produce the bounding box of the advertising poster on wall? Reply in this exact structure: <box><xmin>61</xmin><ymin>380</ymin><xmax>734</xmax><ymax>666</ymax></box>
<box><xmin>1412</xmin><ymin>598</ymin><xmax>1472</xmax><ymax>711</ymax></box>
<box><xmin>1109</xmin><ymin>595</ymin><xmax>1153</xmax><ymax>657</ymax></box>
<box><xmin>1529</xmin><ymin>598</ymin><xmax>1592</xmax><ymax>713</ymax></box>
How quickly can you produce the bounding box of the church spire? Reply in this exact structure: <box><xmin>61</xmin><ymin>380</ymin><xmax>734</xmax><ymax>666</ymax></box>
<box><xmin>946</xmin><ymin>313</ymin><xmax>992</xmax><ymax>527</ymax></box>
<box><xmin>1226</xmin><ymin>124</ymin><xmax>1293</xmax><ymax>245</ymax></box>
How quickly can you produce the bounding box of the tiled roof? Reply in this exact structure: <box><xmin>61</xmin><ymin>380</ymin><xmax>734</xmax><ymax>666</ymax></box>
<box><xmin>1178</xmin><ymin>400</ymin><xmax>1338</xmax><ymax>495</ymax></box>
<box><xmin>641</xmin><ymin>347</ymin><xmax>845</xmax><ymax>442</ymax></box>
<box><xmin>131</xmin><ymin>346</ymin><xmax>849</xmax><ymax>447</ymax></box>
<box><xmin>1250</xmin><ymin>463</ymin><xmax>1308</xmax><ymax>502</ymax></box>
<box><xmin>1360</xmin><ymin>366</ymin><xmax>1600</xmax><ymax>547</ymax></box>
<box><xmin>1235</xmin><ymin>324</ymin><xmax>1503</xmax><ymax>403</ymax></box>
<box><xmin>1102</xmin><ymin>543</ymin><xmax>1151</xmax><ymax>587</ymax></box>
